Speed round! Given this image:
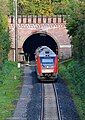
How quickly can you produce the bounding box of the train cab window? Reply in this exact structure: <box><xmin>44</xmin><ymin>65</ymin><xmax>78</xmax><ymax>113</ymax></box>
<box><xmin>42</xmin><ymin>58</ymin><xmax>53</xmax><ymax>63</ymax></box>
<box><xmin>40</xmin><ymin>57</ymin><xmax>55</xmax><ymax>65</ymax></box>
<box><xmin>45</xmin><ymin>51</ymin><xmax>49</xmax><ymax>54</ymax></box>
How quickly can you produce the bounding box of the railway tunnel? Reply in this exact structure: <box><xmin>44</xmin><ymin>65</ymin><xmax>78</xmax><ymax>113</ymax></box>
<box><xmin>23</xmin><ymin>32</ymin><xmax>58</xmax><ymax>61</ymax></box>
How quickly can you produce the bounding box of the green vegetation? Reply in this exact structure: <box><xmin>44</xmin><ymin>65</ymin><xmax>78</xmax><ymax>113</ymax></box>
<box><xmin>0</xmin><ymin>0</ymin><xmax>11</xmax><ymax>68</ymax></box>
<box><xmin>65</xmin><ymin>0</ymin><xmax>85</xmax><ymax>61</ymax></box>
<box><xmin>0</xmin><ymin>61</ymin><xmax>22</xmax><ymax>120</ymax></box>
<box><xmin>0</xmin><ymin>2</ymin><xmax>22</xmax><ymax>119</ymax></box>
<box><xmin>59</xmin><ymin>59</ymin><xmax>85</xmax><ymax>120</ymax></box>
<box><xmin>0</xmin><ymin>0</ymin><xmax>84</xmax><ymax>119</ymax></box>
<box><xmin>9</xmin><ymin>0</ymin><xmax>68</xmax><ymax>15</ymax></box>
<box><xmin>9</xmin><ymin>0</ymin><xmax>14</xmax><ymax>15</ymax></box>
<box><xmin>0</xmin><ymin>0</ymin><xmax>9</xmax><ymax>15</ymax></box>
<box><xmin>62</xmin><ymin>2</ymin><xmax>85</xmax><ymax>118</ymax></box>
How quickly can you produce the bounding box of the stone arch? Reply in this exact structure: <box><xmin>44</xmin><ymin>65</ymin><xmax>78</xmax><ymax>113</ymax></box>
<box><xmin>22</xmin><ymin>30</ymin><xmax>59</xmax><ymax>48</ymax></box>
<box><xmin>22</xmin><ymin>31</ymin><xmax>59</xmax><ymax>60</ymax></box>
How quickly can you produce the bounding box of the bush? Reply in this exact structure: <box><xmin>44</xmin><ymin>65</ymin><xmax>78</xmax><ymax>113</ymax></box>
<box><xmin>0</xmin><ymin>14</ymin><xmax>11</xmax><ymax>67</ymax></box>
<box><xmin>0</xmin><ymin>61</ymin><xmax>22</xmax><ymax>120</ymax></box>
<box><xmin>59</xmin><ymin>59</ymin><xmax>85</xmax><ymax>120</ymax></box>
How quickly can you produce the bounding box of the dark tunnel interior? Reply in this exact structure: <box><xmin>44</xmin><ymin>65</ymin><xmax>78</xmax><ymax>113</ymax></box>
<box><xmin>23</xmin><ymin>33</ymin><xmax>58</xmax><ymax>61</ymax></box>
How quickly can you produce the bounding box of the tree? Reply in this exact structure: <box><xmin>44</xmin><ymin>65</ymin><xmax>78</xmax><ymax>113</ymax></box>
<box><xmin>16</xmin><ymin>0</ymin><xmax>67</xmax><ymax>15</ymax></box>
<box><xmin>65</xmin><ymin>0</ymin><xmax>85</xmax><ymax>60</ymax></box>
<box><xmin>0</xmin><ymin>0</ymin><xmax>9</xmax><ymax>15</ymax></box>
<box><xmin>9</xmin><ymin>0</ymin><xmax>14</xmax><ymax>15</ymax></box>
<box><xmin>0</xmin><ymin>1</ymin><xmax>11</xmax><ymax>68</ymax></box>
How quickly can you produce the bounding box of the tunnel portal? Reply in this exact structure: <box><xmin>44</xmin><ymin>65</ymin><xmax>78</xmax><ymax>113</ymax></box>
<box><xmin>23</xmin><ymin>33</ymin><xmax>58</xmax><ymax>61</ymax></box>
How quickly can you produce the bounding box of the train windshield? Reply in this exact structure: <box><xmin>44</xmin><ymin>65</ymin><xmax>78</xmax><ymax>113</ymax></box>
<box><xmin>40</xmin><ymin>57</ymin><xmax>55</xmax><ymax>65</ymax></box>
<box><xmin>42</xmin><ymin>58</ymin><xmax>54</xmax><ymax>63</ymax></box>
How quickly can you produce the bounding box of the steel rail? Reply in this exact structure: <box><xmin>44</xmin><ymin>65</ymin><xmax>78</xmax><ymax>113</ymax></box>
<box><xmin>53</xmin><ymin>83</ymin><xmax>62</xmax><ymax>120</ymax></box>
<box><xmin>40</xmin><ymin>83</ymin><xmax>44</xmax><ymax>120</ymax></box>
<box><xmin>40</xmin><ymin>83</ymin><xmax>62</xmax><ymax>120</ymax></box>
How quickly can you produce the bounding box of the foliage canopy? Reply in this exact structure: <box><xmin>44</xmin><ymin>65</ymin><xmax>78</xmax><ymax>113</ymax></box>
<box><xmin>0</xmin><ymin>1</ymin><xmax>11</xmax><ymax>68</ymax></box>
<box><xmin>65</xmin><ymin>0</ymin><xmax>85</xmax><ymax>61</ymax></box>
<box><xmin>9</xmin><ymin>0</ymin><xmax>67</xmax><ymax>15</ymax></box>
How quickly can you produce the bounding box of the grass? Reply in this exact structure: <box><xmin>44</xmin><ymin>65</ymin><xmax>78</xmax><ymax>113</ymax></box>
<box><xmin>59</xmin><ymin>59</ymin><xmax>85</xmax><ymax>120</ymax></box>
<box><xmin>0</xmin><ymin>61</ymin><xmax>22</xmax><ymax>120</ymax></box>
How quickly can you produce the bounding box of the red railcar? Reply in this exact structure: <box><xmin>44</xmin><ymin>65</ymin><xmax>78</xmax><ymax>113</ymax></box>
<box><xmin>35</xmin><ymin>46</ymin><xmax>58</xmax><ymax>81</ymax></box>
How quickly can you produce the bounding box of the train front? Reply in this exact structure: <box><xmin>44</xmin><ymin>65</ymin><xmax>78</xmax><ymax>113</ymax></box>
<box><xmin>35</xmin><ymin>46</ymin><xmax>58</xmax><ymax>81</ymax></box>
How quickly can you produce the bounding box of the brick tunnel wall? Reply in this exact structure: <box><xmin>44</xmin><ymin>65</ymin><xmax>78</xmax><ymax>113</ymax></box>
<box><xmin>8</xmin><ymin>15</ymin><xmax>72</xmax><ymax>61</ymax></box>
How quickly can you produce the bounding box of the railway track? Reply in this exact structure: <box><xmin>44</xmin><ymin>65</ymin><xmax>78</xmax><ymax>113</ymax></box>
<box><xmin>40</xmin><ymin>83</ymin><xmax>61</xmax><ymax>120</ymax></box>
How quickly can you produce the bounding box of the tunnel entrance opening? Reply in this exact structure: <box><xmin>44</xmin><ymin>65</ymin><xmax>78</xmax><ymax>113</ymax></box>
<box><xmin>23</xmin><ymin>33</ymin><xmax>58</xmax><ymax>61</ymax></box>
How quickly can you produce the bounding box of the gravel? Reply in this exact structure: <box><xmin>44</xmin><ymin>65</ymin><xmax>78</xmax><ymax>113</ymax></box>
<box><xmin>26</xmin><ymin>66</ymin><xmax>42</xmax><ymax>120</ymax></box>
<box><xmin>55</xmin><ymin>76</ymin><xmax>80</xmax><ymax>120</ymax></box>
<box><xmin>6</xmin><ymin>64</ymin><xmax>80</xmax><ymax>120</ymax></box>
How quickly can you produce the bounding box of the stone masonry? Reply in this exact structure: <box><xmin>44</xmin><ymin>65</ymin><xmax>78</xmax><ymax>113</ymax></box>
<box><xmin>8</xmin><ymin>15</ymin><xmax>72</xmax><ymax>61</ymax></box>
